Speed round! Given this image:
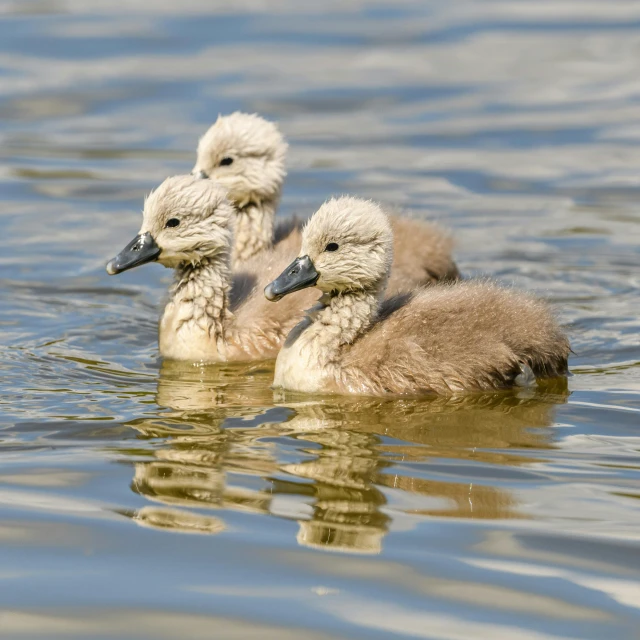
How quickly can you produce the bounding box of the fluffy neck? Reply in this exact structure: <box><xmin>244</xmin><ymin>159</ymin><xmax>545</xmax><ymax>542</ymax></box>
<box><xmin>232</xmin><ymin>198</ymin><xmax>277</xmax><ymax>264</ymax></box>
<box><xmin>161</xmin><ymin>255</ymin><xmax>234</xmax><ymax>358</ymax></box>
<box><xmin>273</xmin><ymin>283</ymin><xmax>385</xmax><ymax>393</ymax></box>
<box><xmin>307</xmin><ymin>288</ymin><xmax>381</xmax><ymax>364</ymax></box>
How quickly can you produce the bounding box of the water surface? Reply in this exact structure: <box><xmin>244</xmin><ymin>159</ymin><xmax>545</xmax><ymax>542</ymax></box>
<box><xmin>1</xmin><ymin>1</ymin><xmax>639</xmax><ymax>638</ymax></box>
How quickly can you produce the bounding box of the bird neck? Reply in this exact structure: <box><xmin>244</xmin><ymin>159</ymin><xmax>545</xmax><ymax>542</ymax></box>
<box><xmin>273</xmin><ymin>285</ymin><xmax>384</xmax><ymax>393</ymax></box>
<box><xmin>309</xmin><ymin>288</ymin><xmax>381</xmax><ymax>358</ymax></box>
<box><xmin>162</xmin><ymin>255</ymin><xmax>234</xmax><ymax>354</ymax></box>
<box><xmin>232</xmin><ymin>198</ymin><xmax>277</xmax><ymax>264</ymax></box>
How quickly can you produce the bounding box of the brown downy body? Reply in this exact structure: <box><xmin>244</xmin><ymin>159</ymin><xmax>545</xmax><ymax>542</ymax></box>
<box><xmin>266</xmin><ymin>197</ymin><xmax>569</xmax><ymax>396</ymax></box>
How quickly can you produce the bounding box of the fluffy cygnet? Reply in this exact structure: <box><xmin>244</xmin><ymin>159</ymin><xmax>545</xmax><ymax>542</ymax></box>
<box><xmin>106</xmin><ymin>175</ymin><xmax>317</xmax><ymax>363</ymax></box>
<box><xmin>193</xmin><ymin>111</ymin><xmax>459</xmax><ymax>291</ymax></box>
<box><xmin>265</xmin><ymin>197</ymin><xmax>570</xmax><ymax>396</ymax></box>
<box><xmin>192</xmin><ymin>112</ymin><xmax>289</xmax><ymax>265</ymax></box>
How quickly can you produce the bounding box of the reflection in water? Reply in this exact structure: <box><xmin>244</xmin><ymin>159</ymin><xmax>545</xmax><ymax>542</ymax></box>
<box><xmin>126</xmin><ymin>361</ymin><xmax>569</xmax><ymax>552</ymax></box>
<box><xmin>1</xmin><ymin>2</ymin><xmax>640</xmax><ymax>636</ymax></box>
<box><xmin>132</xmin><ymin>506</ymin><xmax>226</xmax><ymax>535</ymax></box>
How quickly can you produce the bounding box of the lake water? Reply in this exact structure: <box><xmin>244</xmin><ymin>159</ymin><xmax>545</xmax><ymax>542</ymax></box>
<box><xmin>1</xmin><ymin>1</ymin><xmax>639</xmax><ymax>638</ymax></box>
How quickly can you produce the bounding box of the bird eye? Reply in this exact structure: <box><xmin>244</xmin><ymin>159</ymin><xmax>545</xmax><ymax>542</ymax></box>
<box><xmin>325</xmin><ymin>242</ymin><xmax>339</xmax><ymax>252</ymax></box>
<box><xmin>220</xmin><ymin>157</ymin><xmax>234</xmax><ymax>166</ymax></box>
<box><xmin>165</xmin><ymin>218</ymin><xmax>180</xmax><ymax>228</ymax></box>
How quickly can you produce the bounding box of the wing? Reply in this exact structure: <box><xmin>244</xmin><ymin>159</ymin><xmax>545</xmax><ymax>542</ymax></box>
<box><xmin>274</xmin><ymin>215</ymin><xmax>304</xmax><ymax>247</ymax></box>
<box><xmin>231</xmin><ymin>238</ymin><xmax>320</xmax><ymax>358</ymax></box>
<box><xmin>386</xmin><ymin>215</ymin><xmax>460</xmax><ymax>297</ymax></box>
<box><xmin>341</xmin><ymin>281</ymin><xmax>569</xmax><ymax>395</ymax></box>
<box><xmin>230</xmin><ymin>217</ymin><xmax>303</xmax><ymax>309</ymax></box>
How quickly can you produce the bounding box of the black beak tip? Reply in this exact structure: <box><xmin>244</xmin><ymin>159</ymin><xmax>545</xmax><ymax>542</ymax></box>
<box><xmin>264</xmin><ymin>282</ymin><xmax>283</xmax><ymax>302</ymax></box>
<box><xmin>106</xmin><ymin>232</ymin><xmax>160</xmax><ymax>276</ymax></box>
<box><xmin>106</xmin><ymin>259</ymin><xmax>119</xmax><ymax>276</ymax></box>
<box><xmin>264</xmin><ymin>255</ymin><xmax>319</xmax><ymax>302</ymax></box>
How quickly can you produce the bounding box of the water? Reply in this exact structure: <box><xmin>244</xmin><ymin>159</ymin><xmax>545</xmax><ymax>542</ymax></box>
<box><xmin>1</xmin><ymin>1</ymin><xmax>639</xmax><ymax>637</ymax></box>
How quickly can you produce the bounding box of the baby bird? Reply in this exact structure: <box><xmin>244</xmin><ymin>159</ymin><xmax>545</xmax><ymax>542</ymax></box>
<box><xmin>106</xmin><ymin>175</ymin><xmax>317</xmax><ymax>363</ymax></box>
<box><xmin>192</xmin><ymin>112</ymin><xmax>459</xmax><ymax>291</ymax></box>
<box><xmin>193</xmin><ymin>112</ymin><xmax>288</xmax><ymax>265</ymax></box>
<box><xmin>265</xmin><ymin>197</ymin><xmax>570</xmax><ymax>396</ymax></box>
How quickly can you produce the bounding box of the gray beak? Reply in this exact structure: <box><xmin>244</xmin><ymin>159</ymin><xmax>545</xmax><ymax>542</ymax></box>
<box><xmin>106</xmin><ymin>232</ymin><xmax>161</xmax><ymax>275</ymax></box>
<box><xmin>264</xmin><ymin>255</ymin><xmax>319</xmax><ymax>302</ymax></box>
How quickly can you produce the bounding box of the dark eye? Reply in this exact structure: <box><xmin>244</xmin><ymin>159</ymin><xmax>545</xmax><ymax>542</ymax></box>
<box><xmin>325</xmin><ymin>242</ymin><xmax>339</xmax><ymax>252</ymax></box>
<box><xmin>219</xmin><ymin>157</ymin><xmax>233</xmax><ymax>166</ymax></box>
<box><xmin>165</xmin><ymin>218</ymin><xmax>180</xmax><ymax>228</ymax></box>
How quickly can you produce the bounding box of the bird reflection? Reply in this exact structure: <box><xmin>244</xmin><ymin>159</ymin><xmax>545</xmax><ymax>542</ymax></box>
<box><xmin>132</xmin><ymin>506</ymin><xmax>226</xmax><ymax>535</ymax></box>
<box><xmin>124</xmin><ymin>360</ymin><xmax>569</xmax><ymax>552</ymax></box>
